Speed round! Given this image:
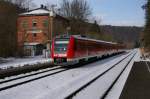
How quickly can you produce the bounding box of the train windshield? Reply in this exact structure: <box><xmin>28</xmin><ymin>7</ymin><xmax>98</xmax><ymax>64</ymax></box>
<box><xmin>54</xmin><ymin>38</ymin><xmax>69</xmax><ymax>53</ymax></box>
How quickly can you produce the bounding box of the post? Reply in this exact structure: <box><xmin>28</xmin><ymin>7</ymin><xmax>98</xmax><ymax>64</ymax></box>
<box><xmin>50</xmin><ymin>16</ymin><xmax>53</xmax><ymax>44</ymax></box>
<box><xmin>47</xmin><ymin>10</ymin><xmax>53</xmax><ymax>50</ymax></box>
<box><xmin>47</xmin><ymin>7</ymin><xmax>56</xmax><ymax>58</ymax></box>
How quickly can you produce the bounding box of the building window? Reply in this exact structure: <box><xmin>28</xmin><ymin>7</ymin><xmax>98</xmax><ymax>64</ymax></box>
<box><xmin>32</xmin><ymin>19</ymin><xmax>37</xmax><ymax>27</ymax></box>
<box><xmin>43</xmin><ymin>20</ymin><xmax>48</xmax><ymax>28</ymax></box>
<box><xmin>22</xmin><ymin>20</ymin><xmax>28</xmax><ymax>29</ymax></box>
<box><xmin>33</xmin><ymin>22</ymin><xmax>37</xmax><ymax>27</ymax></box>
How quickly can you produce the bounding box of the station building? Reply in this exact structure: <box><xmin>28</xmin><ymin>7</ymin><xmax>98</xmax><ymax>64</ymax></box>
<box><xmin>17</xmin><ymin>5</ymin><xmax>69</xmax><ymax>56</ymax></box>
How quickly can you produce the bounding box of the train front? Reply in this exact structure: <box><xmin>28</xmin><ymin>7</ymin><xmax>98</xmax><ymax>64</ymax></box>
<box><xmin>51</xmin><ymin>36</ymin><xmax>75</xmax><ymax>65</ymax></box>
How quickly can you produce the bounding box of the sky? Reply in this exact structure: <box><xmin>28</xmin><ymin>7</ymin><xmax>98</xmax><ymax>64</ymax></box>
<box><xmin>32</xmin><ymin>0</ymin><xmax>146</xmax><ymax>27</ymax></box>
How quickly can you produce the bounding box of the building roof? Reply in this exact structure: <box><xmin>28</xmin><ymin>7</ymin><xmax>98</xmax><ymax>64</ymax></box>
<box><xmin>19</xmin><ymin>7</ymin><xmax>69</xmax><ymax>22</ymax></box>
<box><xmin>19</xmin><ymin>8</ymin><xmax>55</xmax><ymax>16</ymax></box>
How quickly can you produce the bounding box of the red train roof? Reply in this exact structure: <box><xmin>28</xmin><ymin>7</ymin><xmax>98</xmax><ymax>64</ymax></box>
<box><xmin>54</xmin><ymin>35</ymin><xmax>122</xmax><ymax>46</ymax></box>
<box><xmin>72</xmin><ymin>35</ymin><xmax>117</xmax><ymax>45</ymax></box>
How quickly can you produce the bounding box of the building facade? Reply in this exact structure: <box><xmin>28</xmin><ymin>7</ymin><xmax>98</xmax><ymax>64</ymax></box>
<box><xmin>17</xmin><ymin>6</ymin><xmax>69</xmax><ymax>56</ymax></box>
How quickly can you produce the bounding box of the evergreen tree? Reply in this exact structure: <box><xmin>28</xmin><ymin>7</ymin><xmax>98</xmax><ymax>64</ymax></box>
<box><xmin>0</xmin><ymin>0</ymin><xmax>27</xmax><ymax>57</ymax></box>
<box><xmin>144</xmin><ymin>0</ymin><xmax>150</xmax><ymax>50</ymax></box>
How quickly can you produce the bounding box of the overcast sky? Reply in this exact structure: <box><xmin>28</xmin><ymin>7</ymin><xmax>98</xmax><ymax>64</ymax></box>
<box><xmin>32</xmin><ymin>0</ymin><xmax>145</xmax><ymax>26</ymax></box>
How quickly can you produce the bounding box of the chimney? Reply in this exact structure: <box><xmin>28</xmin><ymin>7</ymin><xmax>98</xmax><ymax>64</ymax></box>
<box><xmin>44</xmin><ymin>6</ymin><xmax>47</xmax><ymax>9</ymax></box>
<box><xmin>41</xmin><ymin>4</ymin><xmax>44</xmax><ymax>8</ymax></box>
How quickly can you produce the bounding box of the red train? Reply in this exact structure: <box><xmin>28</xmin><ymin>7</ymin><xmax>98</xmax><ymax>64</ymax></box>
<box><xmin>51</xmin><ymin>35</ymin><xmax>124</xmax><ymax>65</ymax></box>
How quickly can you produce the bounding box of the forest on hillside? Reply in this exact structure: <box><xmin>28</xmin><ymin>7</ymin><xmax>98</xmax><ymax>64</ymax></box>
<box><xmin>101</xmin><ymin>25</ymin><xmax>143</xmax><ymax>48</ymax></box>
<box><xmin>81</xmin><ymin>23</ymin><xmax>143</xmax><ymax>48</ymax></box>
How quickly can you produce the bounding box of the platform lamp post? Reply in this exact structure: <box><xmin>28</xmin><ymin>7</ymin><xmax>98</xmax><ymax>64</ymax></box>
<box><xmin>50</xmin><ymin>5</ymin><xmax>56</xmax><ymax>41</ymax></box>
<box><xmin>47</xmin><ymin>5</ymin><xmax>56</xmax><ymax>57</ymax></box>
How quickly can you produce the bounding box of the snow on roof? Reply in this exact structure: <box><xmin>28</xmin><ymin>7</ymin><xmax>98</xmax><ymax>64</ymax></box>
<box><xmin>20</xmin><ymin>8</ymin><xmax>55</xmax><ymax>16</ymax></box>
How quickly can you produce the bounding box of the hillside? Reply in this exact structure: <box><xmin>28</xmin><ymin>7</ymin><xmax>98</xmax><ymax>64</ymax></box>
<box><xmin>101</xmin><ymin>25</ymin><xmax>143</xmax><ymax>48</ymax></box>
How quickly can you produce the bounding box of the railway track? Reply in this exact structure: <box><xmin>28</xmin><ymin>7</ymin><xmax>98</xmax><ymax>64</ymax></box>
<box><xmin>65</xmin><ymin>51</ymin><xmax>136</xmax><ymax>99</ymax></box>
<box><xmin>0</xmin><ymin>66</ymin><xmax>70</xmax><ymax>91</ymax></box>
<box><xmin>0</xmin><ymin>66</ymin><xmax>62</xmax><ymax>84</ymax></box>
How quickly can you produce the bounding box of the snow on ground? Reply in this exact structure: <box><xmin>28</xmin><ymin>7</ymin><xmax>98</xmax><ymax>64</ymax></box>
<box><xmin>134</xmin><ymin>49</ymin><xmax>142</xmax><ymax>61</ymax></box>
<box><xmin>141</xmin><ymin>57</ymin><xmax>150</xmax><ymax>62</ymax></box>
<box><xmin>0</xmin><ymin>51</ymin><xmax>133</xmax><ymax>99</ymax></box>
<box><xmin>0</xmin><ymin>56</ymin><xmax>52</xmax><ymax>69</ymax></box>
<box><xmin>136</xmin><ymin>48</ymin><xmax>150</xmax><ymax>62</ymax></box>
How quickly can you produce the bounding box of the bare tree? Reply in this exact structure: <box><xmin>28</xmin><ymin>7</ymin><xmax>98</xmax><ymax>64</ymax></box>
<box><xmin>60</xmin><ymin>0</ymin><xmax>92</xmax><ymax>34</ymax></box>
<box><xmin>61</xmin><ymin>0</ymin><xmax>91</xmax><ymax>21</ymax></box>
<box><xmin>61</xmin><ymin>0</ymin><xmax>72</xmax><ymax>17</ymax></box>
<box><xmin>5</xmin><ymin>0</ymin><xmax>34</xmax><ymax>9</ymax></box>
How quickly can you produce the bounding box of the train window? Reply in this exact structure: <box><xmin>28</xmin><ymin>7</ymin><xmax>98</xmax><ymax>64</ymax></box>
<box><xmin>54</xmin><ymin>39</ymin><xmax>69</xmax><ymax>53</ymax></box>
